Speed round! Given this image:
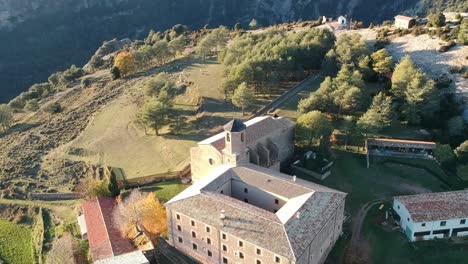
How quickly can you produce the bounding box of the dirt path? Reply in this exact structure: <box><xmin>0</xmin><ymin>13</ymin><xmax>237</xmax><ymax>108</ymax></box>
<box><xmin>346</xmin><ymin>200</ymin><xmax>382</xmax><ymax>264</ymax></box>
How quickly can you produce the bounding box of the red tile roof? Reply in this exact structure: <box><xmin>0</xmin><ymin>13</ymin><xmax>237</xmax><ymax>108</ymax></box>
<box><xmin>83</xmin><ymin>197</ymin><xmax>135</xmax><ymax>261</ymax></box>
<box><xmin>395</xmin><ymin>191</ymin><xmax>468</xmax><ymax>222</ymax></box>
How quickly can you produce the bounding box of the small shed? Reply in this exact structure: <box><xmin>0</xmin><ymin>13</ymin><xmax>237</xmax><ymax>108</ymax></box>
<box><xmin>394</xmin><ymin>15</ymin><xmax>416</xmax><ymax>29</ymax></box>
<box><xmin>77</xmin><ymin>214</ymin><xmax>87</xmax><ymax>240</ymax></box>
<box><xmin>338</xmin><ymin>16</ymin><xmax>347</xmax><ymax>25</ymax></box>
<box><xmin>322</xmin><ymin>16</ymin><xmax>333</xmax><ymax>23</ymax></box>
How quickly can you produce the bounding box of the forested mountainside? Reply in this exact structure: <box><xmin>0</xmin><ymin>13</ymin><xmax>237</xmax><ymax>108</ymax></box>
<box><xmin>0</xmin><ymin>0</ymin><xmax>466</xmax><ymax>103</ymax></box>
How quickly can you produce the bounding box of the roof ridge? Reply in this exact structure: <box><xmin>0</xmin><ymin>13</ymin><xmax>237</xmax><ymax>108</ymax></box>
<box><xmin>96</xmin><ymin>197</ymin><xmax>115</xmax><ymax>257</ymax></box>
<box><xmin>281</xmin><ymin>224</ymin><xmax>297</xmax><ymax>261</ymax></box>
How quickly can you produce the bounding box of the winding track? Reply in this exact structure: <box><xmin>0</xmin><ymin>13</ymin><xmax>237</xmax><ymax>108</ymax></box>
<box><xmin>346</xmin><ymin>199</ymin><xmax>383</xmax><ymax>263</ymax></box>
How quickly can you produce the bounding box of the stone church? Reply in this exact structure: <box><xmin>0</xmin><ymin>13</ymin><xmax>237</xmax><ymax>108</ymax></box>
<box><xmin>190</xmin><ymin>116</ymin><xmax>295</xmax><ymax>182</ymax></box>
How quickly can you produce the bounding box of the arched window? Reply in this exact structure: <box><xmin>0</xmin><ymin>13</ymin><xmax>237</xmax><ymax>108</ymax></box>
<box><xmin>209</xmin><ymin>158</ymin><xmax>214</xmax><ymax>165</ymax></box>
<box><xmin>226</xmin><ymin>133</ymin><xmax>230</xmax><ymax>142</ymax></box>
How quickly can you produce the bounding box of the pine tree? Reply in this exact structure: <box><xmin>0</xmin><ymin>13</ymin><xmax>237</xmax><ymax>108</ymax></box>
<box><xmin>357</xmin><ymin>92</ymin><xmax>393</xmax><ymax>133</ymax></box>
<box><xmin>371</xmin><ymin>48</ymin><xmax>393</xmax><ymax>75</ymax></box>
<box><xmin>297</xmin><ymin>111</ymin><xmax>332</xmax><ymax>146</ymax></box>
<box><xmin>232</xmin><ymin>82</ymin><xmax>255</xmax><ymax>115</ymax></box>
<box><xmin>139</xmin><ymin>98</ymin><xmax>171</xmax><ymax>136</ymax></box>
<box><xmin>391</xmin><ymin>55</ymin><xmax>417</xmax><ymax>101</ymax></box>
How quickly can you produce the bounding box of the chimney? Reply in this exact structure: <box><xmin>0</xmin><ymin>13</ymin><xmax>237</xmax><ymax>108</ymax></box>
<box><xmin>292</xmin><ymin>175</ymin><xmax>297</xmax><ymax>182</ymax></box>
<box><xmin>220</xmin><ymin>209</ymin><xmax>226</xmax><ymax>227</ymax></box>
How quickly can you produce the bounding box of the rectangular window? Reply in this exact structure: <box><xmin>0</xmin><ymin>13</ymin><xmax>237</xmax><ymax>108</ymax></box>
<box><xmin>239</xmin><ymin>252</ymin><xmax>244</xmax><ymax>259</ymax></box>
<box><xmin>192</xmin><ymin>231</ymin><xmax>196</xmax><ymax>238</ymax></box>
<box><xmin>191</xmin><ymin>220</ymin><xmax>196</xmax><ymax>226</ymax></box>
<box><xmin>238</xmin><ymin>240</ymin><xmax>243</xmax><ymax>247</ymax></box>
<box><xmin>421</xmin><ymin>223</ymin><xmax>426</xmax><ymax>227</ymax></box>
<box><xmin>220</xmin><ymin>190</ymin><xmax>224</xmax><ymax>194</ymax></box>
<box><xmin>192</xmin><ymin>243</ymin><xmax>197</xmax><ymax>251</ymax></box>
<box><xmin>414</xmin><ymin>231</ymin><xmax>431</xmax><ymax>237</ymax></box>
<box><xmin>176</xmin><ymin>214</ymin><xmax>180</xmax><ymax>220</ymax></box>
<box><xmin>206</xmin><ymin>226</ymin><xmax>211</xmax><ymax>233</ymax></box>
<box><xmin>244</xmin><ymin>198</ymin><xmax>249</xmax><ymax>203</ymax></box>
<box><xmin>275</xmin><ymin>199</ymin><xmax>279</xmax><ymax>204</ymax></box>
<box><xmin>207</xmin><ymin>250</ymin><xmax>212</xmax><ymax>257</ymax></box>
<box><xmin>440</xmin><ymin>221</ymin><xmax>447</xmax><ymax>226</ymax></box>
<box><xmin>256</xmin><ymin>248</ymin><xmax>262</xmax><ymax>255</ymax></box>
<box><xmin>223</xmin><ymin>257</ymin><xmax>228</xmax><ymax>264</ymax></box>
<box><xmin>275</xmin><ymin>256</ymin><xmax>281</xmax><ymax>263</ymax></box>
<box><xmin>226</xmin><ymin>133</ymin><xmax>230</xmax><ymax>142</ymax></box>
<box><xmin>461</xmin><ymin>219</ymin><xmax>466</xmax><ymax>225</ymax></box>
<box><xmin>178</xmin><ymin>237</ymin><xmax>183</xmax><ymax>243</ymax></box>
<box><xmin>207</xmin><ymin>237</ymin><xmax>211</xmax><ymax>245</ymax></box>
<box><xmin>244</xmin><ymin>188</ymin><xmax>248</xmax><ymax>193</ymax></box>
<box><xmin>256</xmin><ymin>260</ymin><xmax>262</xmax><ymax>264</ymax></box>
<box><xmin>177</xmin><ymin>225</ymin><xmax>181</xmax><ymax>231</ymax></box>
<box><xmin>222</xmin><ymin>244</ymin><xmax>228</xmax><ymax>252</ymax></box>
<box><xmin>222</xmin><ymin>233</ymin><xmax>227</xmax><ymax>240</ymax></box>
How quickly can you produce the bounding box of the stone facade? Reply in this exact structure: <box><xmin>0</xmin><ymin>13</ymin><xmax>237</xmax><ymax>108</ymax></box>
<box><xmin>166</xmin><ymin>165</ymin><xmax>347</xmax><ymax>264</ymax></box>
<box><xmin>190</xmin><ymin>116</ymin><xmax>295</xmax><ymax>182</ymax></box>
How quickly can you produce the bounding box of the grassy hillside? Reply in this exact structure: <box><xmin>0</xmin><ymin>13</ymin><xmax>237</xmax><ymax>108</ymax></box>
<box><xmin>0</xmin><ymin>220</ymin><xmax>34</xmax><ymax>264</ymax></box>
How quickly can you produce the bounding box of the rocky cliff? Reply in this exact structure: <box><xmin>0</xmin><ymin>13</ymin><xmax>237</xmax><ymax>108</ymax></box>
<box><xmin>0</xmin><ymin>0</ymin><xmax>465</xmax><ymax>102</ymax></box>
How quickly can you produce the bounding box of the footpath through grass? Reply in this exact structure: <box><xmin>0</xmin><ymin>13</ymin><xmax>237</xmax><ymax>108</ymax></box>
<box><xmin>0</xmin><ymin>220</ymin><xmax>34</xmax><ymax>264</ymax></box>
<box><xmin>363</xmin><ymin>204</ymin><xmax>468</xmax><ymax>264</ymax></box>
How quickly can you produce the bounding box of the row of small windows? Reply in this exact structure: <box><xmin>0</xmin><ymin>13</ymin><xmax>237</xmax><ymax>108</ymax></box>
<box><xmin>177</xmin><ymin>234</ymin><xmax>281</xmax><ymax>263</ymax></box>
<box><xmin>420</xmin><ymin>219</ymin><xmax>467</xmax><ymax>227</ymax></box>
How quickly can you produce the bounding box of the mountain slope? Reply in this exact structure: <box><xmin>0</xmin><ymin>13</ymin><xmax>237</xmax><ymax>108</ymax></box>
<box><xmin>0</xmin><ymin>0</ymin><xmax>466</xmax><ymax>103</ymax></box>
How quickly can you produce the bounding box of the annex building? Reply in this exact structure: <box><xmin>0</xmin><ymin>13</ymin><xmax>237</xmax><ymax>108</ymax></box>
<box><xmin>166</xmin><ymin>165</ymin><xmax>346</xmax><ymax>264</ymax></box>
<box><xmin>190</xmin><ymin>116</ymin><xmax>295</xmax><ymax>182</ymax></box>
<box><xmin>79</xmin><ymin>197</ymin><xmax>149</xmax><ymax>264</ymax></box>
<box><xmin>393</xmin><ymin>190</ymin><xmax>468</xmax><ymax>242</ymax></box>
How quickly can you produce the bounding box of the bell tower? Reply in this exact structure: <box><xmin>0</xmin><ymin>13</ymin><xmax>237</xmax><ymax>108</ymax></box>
<box><xmin>222</xmin><ymin>119</ymin><xmax>247</xmax><ymax>166</ymax></box>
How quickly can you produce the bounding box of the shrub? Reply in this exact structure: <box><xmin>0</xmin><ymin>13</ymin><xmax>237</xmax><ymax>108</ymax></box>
<box><xmin>412</xmin><ymin>26</ymin><xmax>421</xmax><ymax>36</ymax></box>
<box><xmin>382</xmin><ymin>20</ymin><xmax>393</xmax><ymax>27</ymax></box>
<box><xmin>45</xmin><ymin>102</ymin><xmax>63</xmax><ymax>114</ymax></box>
<box><xmin>111</xmin><ymin>66</ymin><xmax>121</xmax><ymax>80</ymax></box>
<box><xmin>449</xmin><ymin>66</ymin><xmax>463</xmax><ymax>74</ymax></box>
<box><xmin>434</xmin><ymin>144</ymin><xmax>457</xmax><ymax>171</ymax></box>
<box><xmin>439</xmin><ymin>45</ymin><xmax>449</xmax><ymax>52</ymax></box>
<box><xmin>24</xmin><ymin>100</ymin><xmax>39</xmax><ymax>112</ymax></box>
<box><xmin>81</xmin><ymin>77</ymin><xmax>92</xmax><ymax>89</ymax></box>
<box><xmin>440</xmin><ymin>33</ymin><xmax>449</xmax><ymax>41</ymax></box>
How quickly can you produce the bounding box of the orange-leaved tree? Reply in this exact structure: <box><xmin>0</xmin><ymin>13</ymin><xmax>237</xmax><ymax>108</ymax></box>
<box><xmin>114</xmin><ymin>51</ymin><xmax>136</xmax><ymax>77</ymax></box>
<box><xmin>113</xmin><ymin>189</ymin><xmax>167</xmax><ymax>243</ymax></box>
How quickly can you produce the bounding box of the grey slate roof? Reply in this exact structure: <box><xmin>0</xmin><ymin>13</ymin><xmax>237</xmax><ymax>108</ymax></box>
<box><xmin>224</xmin><ymin>119</ymin><xmax>246</xmax><ymax>132</ymax></box>
<box><xmin>166</xmin><ymin>164</ymin><xmax>346</xmax><ymax>260</ymax></box>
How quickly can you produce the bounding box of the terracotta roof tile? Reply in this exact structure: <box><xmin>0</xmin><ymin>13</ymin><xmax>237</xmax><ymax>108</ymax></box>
<box><xmin>83</xmin><ymin>197</ymin><xmax>135</xmax><ymax>261</ymax></box>
<box><xmin>395</xmin><ymin>191</ymin><xmax>468</xmax><ymax>222</ymax></box>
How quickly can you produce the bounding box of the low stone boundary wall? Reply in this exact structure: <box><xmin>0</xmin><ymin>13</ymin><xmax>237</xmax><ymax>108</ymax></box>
<box><xmin>291</xmin><ymin>161</ymin><xmax>333</xmax><ymax>180</ymax></box>
<box><xmin>30</xmin><ymin>192</ymin><xmax>84</xmax><ymax>200</ymax></box>
<box><xmin>120</xmin><ymin>164</ymin><xmax>191</xmax><ymax>188</ymax></box>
